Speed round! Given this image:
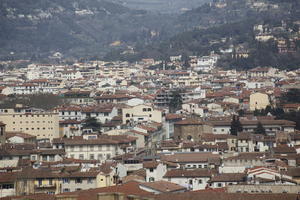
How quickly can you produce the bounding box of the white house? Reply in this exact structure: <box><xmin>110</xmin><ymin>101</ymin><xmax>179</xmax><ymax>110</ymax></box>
<box><xmin>163</xmin><ymin>169</ymin><xmax>213</xmax><ymax>190</ymax></box>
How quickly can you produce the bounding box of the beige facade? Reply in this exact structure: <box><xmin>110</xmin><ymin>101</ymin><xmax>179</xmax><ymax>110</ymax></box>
<box><xmin>122</xmin><ymin>104</ymin><xmax>162</xmax><ymax>124</ymax></box>
<box><xmin>0</xmin><ymin>108</ymin><xmax>59</xmax><ymax>140</ymax></box>
<box><xmin>249</xmin><ymin>92</ymin><xmax>270</xmax><ymax>111</ymax></box>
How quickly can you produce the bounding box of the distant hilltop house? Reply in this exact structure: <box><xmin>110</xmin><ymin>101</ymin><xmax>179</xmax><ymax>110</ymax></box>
<box><xmin>248</xmin><ymin>67</ymin><xmax>277</xmax><ymax>78</ymax></box>
<box><xmin>249</xmin><ymin>92</ymin><xmax>270</xmax><ymax>111</ymax></box>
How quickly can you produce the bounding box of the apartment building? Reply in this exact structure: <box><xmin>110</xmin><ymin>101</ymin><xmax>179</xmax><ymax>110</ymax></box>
<box><xmin>53</xmin><ymin>135</ymin><xmax>137</xmax><ymax>161</ymax></box>
<box><xmin>0</xmin><ymin>106</ymin><xmax>59</xmax><ymax>140</ymax></box>
<box><xmin>122</xmin><ymin>104</ymin><xmax>162</xmax><ymax>124</ymax></box>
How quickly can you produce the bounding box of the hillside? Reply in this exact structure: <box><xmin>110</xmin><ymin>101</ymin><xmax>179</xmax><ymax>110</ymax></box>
<box><xmin>106</xmin><ymin>0</ymin><xmax>300</xmax><ymax>70</ymax></box>
<box><xmin>112</xmin><ymin>0</ymin><xmax>211</xmax><ymax>14</ymax></box>
<box><xmin>0</xmin><ymin>0</ymin><xmax>174</xmax><ymax>60</ymax></box>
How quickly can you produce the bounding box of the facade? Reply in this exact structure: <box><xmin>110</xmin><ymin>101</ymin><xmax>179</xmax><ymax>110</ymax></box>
<box><xmin>163</xmin><ymin>169</ymin><xmax>213</xmax><ymax>190</ymax></box>
<box><xmin>174</xmin><ymin>119</ymin><xmax>211</xmax><ymax>141</ymax></box>
<box><xmin>53</xmin><ymin>135</ymin><xmax>136</xmax><ymax>161</ymax></box>
<box><xmin>249</xmin><ymin>92</ymin><xmax>270</xmax><ymax>111</ymax></box>
<box><xmin>122</xmin><ymin>104</ymin><xmax>162</xmax><ymax>124</ymax></box>
<box><xmin>143</xmin><ymin>161</ymin><xmax>167</xmax><ymax>182</ymax></box>
<box><xmin>0</xmin><ymin>107</ymin><xmax>59</xmax><ymax>140</ymax></box>
<box><xmin>0</xmin><ymin>122</ymin><xmax>6</xmax><ymax>145</ymax></box>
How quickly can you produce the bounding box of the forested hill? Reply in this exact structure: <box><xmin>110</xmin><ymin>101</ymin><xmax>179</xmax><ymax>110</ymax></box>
<box><xmin>106</xmin><ymin>0</ymin><xmax>300</xmax><ymax>70</ymax></box>
<box><xmin>1</xmin><ymin>0</ymin><xmax>300</xmax><ymax>71</ymax></box>
<box><xmin>0</xmin><ymin>0</ymin><xmax>174</xmax><ymax>60</ymax></box>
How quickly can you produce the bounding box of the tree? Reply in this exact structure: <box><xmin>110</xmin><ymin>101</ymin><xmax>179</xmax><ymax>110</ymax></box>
<box><xmin>238</xmin><ymin>109</ymin><xmax>245</xmax><ymax>117</ymax></box>
<box><xmin>254</xmin><ymin>122</ymin><xmax>266</xmax><ymax>135</ymax></box>
<box><xmin>230</xmin><ymin>115</ymin><xmax>243</xmax><ymax>136</ymax></box>
<box><xmin>280</xmin><ymin>89</ymin><xmax>300</xmax><ymax>104</ymax></box>
<box><xmin>83</xmin><ymin>117</ymin><xmax>101</xmax><ymax>132</ymax></box>
<box><xmin>169</xmin><ymin>90</ymin><xmax>183</xmax><ymax>113</ymax></box>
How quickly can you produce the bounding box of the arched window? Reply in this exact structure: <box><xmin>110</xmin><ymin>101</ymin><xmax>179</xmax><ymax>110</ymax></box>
<box><xmin>125</xmin><ymin>113</ymin><xmax>130</xmax><ymax>117</ymax></box>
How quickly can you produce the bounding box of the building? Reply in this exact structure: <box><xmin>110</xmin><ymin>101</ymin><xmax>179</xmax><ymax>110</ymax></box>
<box><xmin>122</xmin><ymin>104</ymin><xmax>162</xmax><ymax>124</ymax></box>
<box><xmin>249</xmin><ymin>92</ymin><xmax>270</xmax><ymax>111</ymax></box>
<box><xmin>174</xmin><ymin>119</ymin><xmax>211</xmax><ymax>141</ymax></box>
<box><xmin>0</xmin><ymin>107</ymin><xmax>59</xmax><ymax>140</ymax></box>
<box><xmin>53</xmin><ymin>135</ymin><xmax>137</xmax><ymax>161</ymax></box>
<box><xmin>163</xmin><ymin>169</ymin><xmax>213</xmax><ymax>190</ymax></box>
<box><xmin>0</xmin><ymin>122</ymin><xmax>6</xmax><ymax>145</ymax></box>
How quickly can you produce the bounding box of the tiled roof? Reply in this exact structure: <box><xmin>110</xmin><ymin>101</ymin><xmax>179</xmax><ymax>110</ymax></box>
<box><xmin>143</xmin><ymin>161</ymin><xmax>159</xmax><ymax>169</ymax></box>
<box><xmin>161</xmin><ymin>152</ymin><xmax>220</xmax><ymax>164</ymax></box>
<box><xmin>208</xmin><ymin>173</ymin><xmax>246</xmax><ymax>183</ymax></box>
<box><xmin>156</xmin><ymin>191</ymin><xmax>300</xmax><ymax>200</ymax></box>
<box><xmin>140</xmin><ymin>181</ymin><xmax>186</xmax><ymax>193</ymax></box>
<box><xmin>175</xmin><ymin>119</ymin><xmax>203</xmax><ymax>125</ymax></box>
<box><xmin>59</xmin><ymin>181</ymin><xmax>153</xmax><ymax>200</ymax></box>
<box><xmin>0</xmin><ymin>193</ymin><xmax>55</xmax><ymax>200</ymax></box>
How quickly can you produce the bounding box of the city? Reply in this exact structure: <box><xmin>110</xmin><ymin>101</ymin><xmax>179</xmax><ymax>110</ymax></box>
<box><xmin>0</xmin><ymin>0</ymin><xmax>300</xmax><ymax>200</ymax></box>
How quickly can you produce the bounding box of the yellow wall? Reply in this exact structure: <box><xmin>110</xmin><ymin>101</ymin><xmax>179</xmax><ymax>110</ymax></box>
<box><xmin>249</xmin><ymin>93</ymin><xmax>270</xmax><ymax>111</ymax></box>
<box><xmin>122</xmin><ymin>104</ymin><xmax>162</xmax><ymax>124</ymax></box>
<box><xmin>0</xmin><ymin>109</ymin><xmax>59</xmax><ymax>140</ymax></box>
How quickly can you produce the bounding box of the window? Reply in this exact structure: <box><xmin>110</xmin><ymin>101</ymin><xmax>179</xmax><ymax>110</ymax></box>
<box><xmin>149</xmin><ymin>168</ymin><xmax>154</xmax><ymax>172</ymax></box>
<box><xmin>76</xmin><ymin>188</ymin><xmax>82</xmax><ymax>191</ymax></box>
<box><xmin>38</xmin><ymin>179</ymin><xmax>42</xmax><ymax>186</ymax></box>
<box><xmin>189</xmin><ymin>180</ymin><xmax>193</xmax><ymax>185</ymax></box>
<box><xmin>63</xmin><ymin>188</ymin><xmax>70</xmax><ymax>192</ymax></box>
<box><xmin>49</xmin><ymin>179</ymin><xmax>53</xmax><ymax>185</ymax></box>
<box><xmin>79</xmin><ymin>154</ymin><xmax>84</xmax><ymax>160</ymax></box>
<box><xmin>106</xmin><ymin>154</ymin><xmax>111</xmax><ymax>159</ymax></box>
<box><xmin>198</xmin><ymin>179</ymin><xmax>202</xmax><ymax>184</ymax></box>
<box><xmin>98</xmin><ymin>154</ymin><xmax>103</xmax><ymax>160</ymax></box>
<box><xmin>217</xmin><ymin>183</ymin><xmax>222</xmax><ymax>187</ymax></box>
<box><xmin>90</xmin><ymin>146</ymin><xmax>94</xmax><ymax>151</ymax></box>
<box><xmin>148</xmin><ymin>108</ymin><xmax>151</xmax><ymax>111</ymax></box>
<box><xmin>143</xmin><ymin>108</ymin><xmax>147</xmax><ymax>112</ymax></box>
<box><xmin>49</xmin><ymin>155</ymin><xmax>54</xmax><ymax>162</ymax></box>
<box><xmin>75</xmin><ymin>178</ymin><xmax>82</xmax><ymax>183</ymax></box>
<box><xmin>87</xmin><ymin>178</ymin><xmax>93</xmax><ymax>184</ymax></box>
<box><xmin>126</xmin><ymin>113</ymin><xmax>130</xmax><ymax>117</ymax></box>
<box><xmin>149</xmin><ymin>177</ymin><xmax>155</xmax><ymax>182</ymax></box>
<box><xmin>63</xmin><ymin>178</ymin><xmax>69</xmax><ymax>183</ymax></box>
<box><xmin>90</xmin><ymin>154</ymin><xmax>95</xmax><ymax>160</ymax></box>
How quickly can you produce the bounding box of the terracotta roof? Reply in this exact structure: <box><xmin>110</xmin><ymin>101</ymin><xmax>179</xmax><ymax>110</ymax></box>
<box><xmin>161</xmin><ymin>152</ymin><xmax>220</xmax><ymax>164</ymax></box>
<box><xmin>175</xmin><ymin>119</ymin><xmax>203</xmax><ymax>125</ymax></box>
<box><xmin>165</xmin><ymin>113</ymin><xmax>183</xmax><ymax>120</ymax></box>
<box><xmin>224</xmin><ymin>152</ymin><xmax>267</xmax><ymax>161</ymax></box>
<box><xmin>139</xmin><ymin>181</ymin><xmax>186</xmax><ymax>193</ymax></box>
<box><xmin>208</xmin><ymin>173</ymin><xmax>246</xmax><ymax>183</ymax></box>
<box><xmin>6</xmin><ymin>132</ymin><xmax>36</xmax><ymax>139</ymax></box>
<box><xmin>0</xmin><ymin>193</ymin><xmax>55</xmax><ymax>200</ymax></box>
<box><xmin>143</xmin><ymin>161</ymin><xmax>159</xmax><ymax>169</ymax></box>
<box><xmin>59</xmin><ymin>181</ymin><xmax>153</xmax><ymax>200</ymax></box>
<box><xmin>272</xmin><ymin>146</ymin><xmax>297</xmax><ymax>154</ymax></box>
<box><xmin>155</xmin><ymin>192</ymin><xmax>300</xmax><ymax>200</ymax></box>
